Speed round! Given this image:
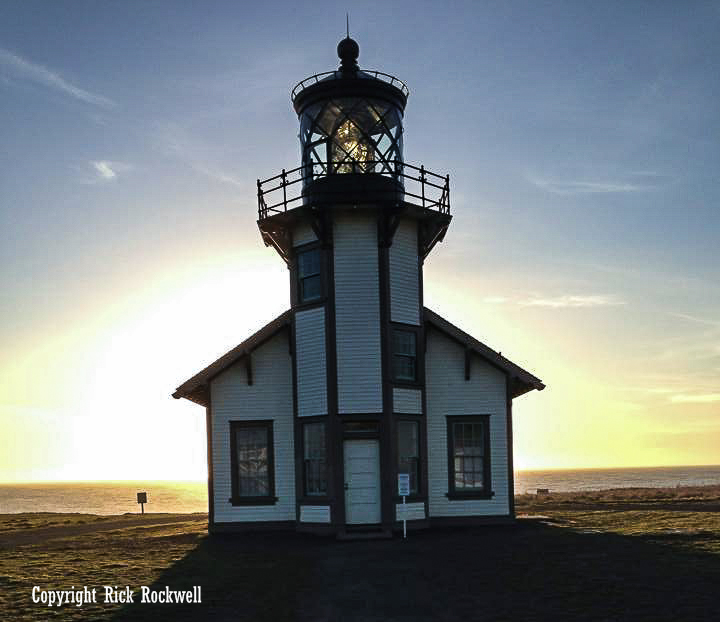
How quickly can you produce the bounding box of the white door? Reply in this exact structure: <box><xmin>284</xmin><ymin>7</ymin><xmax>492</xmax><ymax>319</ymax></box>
<box><xmin>343</xmin><ymin>439</ymin><xmax>381</xmax><ymax>525</ymax></box>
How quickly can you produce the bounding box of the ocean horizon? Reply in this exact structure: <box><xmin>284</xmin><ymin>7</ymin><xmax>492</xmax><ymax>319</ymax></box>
<box><xmin>1</xmin><ymin>465</ymin><xmax>719</xmax><ymax>515</ymax></box>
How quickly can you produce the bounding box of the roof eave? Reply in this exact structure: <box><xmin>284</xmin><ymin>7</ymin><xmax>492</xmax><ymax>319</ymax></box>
<box><xmin>171</xmin><ymin>310</ymin><xmax>292</xmax><ymax>406</ymax></box>
<box><xmin>423</xmin><ymin>307</ymin><xmax>545</xmax><ymax>398</ymax></box>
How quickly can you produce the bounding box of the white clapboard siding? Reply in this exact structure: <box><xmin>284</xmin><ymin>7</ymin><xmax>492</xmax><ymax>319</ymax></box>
<box><xmin>389</xmin><ymin>219</ymin><xmax>420</xmax><ymax>325</ymax></box>
<box><xmin>295</xmin><ymin>307</ymin><xmax>327</xmax><ymax>416</ymax></box>
<box><xmin>334</xmin><ymin>213</ymin><xmax>383</xmax><ymax>413</ymax></box>
<box><xmin>210</xmin><ymin>332</ymin><xmax>295</xmax><ymax>523</ymax></box>
<box><xmin>293</xmin><ymin>222</ymin><xmax>317</xmax><ymax>247</ymax></box>
<box><xmin>393</xmin><ymin>387</ymin><xmax>423</xmax><ymax>414</ymax></box>
<box><xmin>395</xmin><ymin>502</ymin><xmax>426</xmax><ymax>521</ymax></box>
<box><xmin>425</xmin><ymin>329</ymin><xmax>510</xmax><ymax>517</ymax></box>
<box><xmin>299</xmin><ymin>505</ymin><xmax>331</xmax><ymax>523</ymax></box>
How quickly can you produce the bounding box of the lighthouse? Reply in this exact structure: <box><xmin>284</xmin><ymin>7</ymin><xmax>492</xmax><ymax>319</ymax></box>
<box><xmin>174</xmin><ymin>36</ymin><xmax>544</xmax><ymax>537</ymax></box>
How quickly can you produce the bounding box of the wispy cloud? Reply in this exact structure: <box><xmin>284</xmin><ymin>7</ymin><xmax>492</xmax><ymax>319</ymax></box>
<box><xmin>621</xmin><ymin>387</ymin><xmax>679</xmax><ymax>395</ymax></box>
<box><xmin>483</xmin><ymin>296</ymin><xmax>509</xmax><ymax>304</ymax></box>
<box><xmin>667</xmin><ymin>312</ymin><xmax>720</xmax><ymax>328</ymax></box>
<box><xmin>80</xmin><ymin>160</ymin><xmax>131</xmax><ymax>183</ymax></box>
<box><xmin>92</xmin><ymin>161</ymin><xmax>118</xmax><ymax>180</ymax></box>
<box><xmin>192</xmin><ymin>164</ymin><xmax>244</xmax><ymax>188</ymax></box>
<box><xmin>152</xmin><ymin>121</ymin><xmax>248</xmax><ymax>189</ymax></box>
<box><xmin>670</xmin><ymin>394</ymin><xmax>720</xmax><ymax>404</ymax></box>
<box><xmin>526</xmin><ymin>172</ymin><xmax>662</xmax><ymax>195</ymax></box>
<box><xmin>520</xmin><ymin>294</ymin><xmax>625</xmax><ymax>308</ymax></box>
<box><xmin>0</xmin><ymin>48</ymin><xmax>115</xmax><ymax>108</ymax></box>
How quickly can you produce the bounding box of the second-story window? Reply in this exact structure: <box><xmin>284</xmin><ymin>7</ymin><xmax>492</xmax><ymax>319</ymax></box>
<box><xmin>393</xmin><ymin>329</ymin><xmax>417</xmax><ymax>382</ymax></box>
<box><xmin>297</xmin><ymin>248</ymin><xmax>322</xmax><ymax>303</ymax></box>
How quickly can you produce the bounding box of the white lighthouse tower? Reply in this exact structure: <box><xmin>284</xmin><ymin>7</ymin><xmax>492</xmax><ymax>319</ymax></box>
<box><xmin>174</xmin><ymin>36</ymin><xmax>543</xmax><ymax>537</ymax></box>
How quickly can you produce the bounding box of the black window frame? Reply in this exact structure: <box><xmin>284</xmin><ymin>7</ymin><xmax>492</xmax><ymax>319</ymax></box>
<box><xmin>229</xmin><ymin>420</ymin><xmax>277</xmax><ymax>506</ymax></box>
<box><xmin>302</xmin><ymin>421</ymin><xmax>328</xmax><ymax>497</ymax></box>
<box><xmin>392</xmin><ymin>328</ymin><xmax>418</xmax><ymax>384</ymax></box>
<box><xmin>396</xmin><ymin>419</ymin><xmax>421</xmax><ymax>497</ymax></box>
<box><xmin>446</xmin><ymin>415</ymin><xmax>493</xmax><ymax>500</ymax></box>
<box><xmin>296</xmin><ymin>245</ymin><xmax>324</xmax><ymax>305</ymax></box>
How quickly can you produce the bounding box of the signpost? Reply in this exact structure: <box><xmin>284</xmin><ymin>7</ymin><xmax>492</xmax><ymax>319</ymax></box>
<box><xmin>397</xmin><ymin>474</ymin><xmax>410</xmax><ymax>539</ymax></box>
<box><xmin>137</xmin><ymin>492</ymin><xmax>147</xmax><ymax>514</ymax></box>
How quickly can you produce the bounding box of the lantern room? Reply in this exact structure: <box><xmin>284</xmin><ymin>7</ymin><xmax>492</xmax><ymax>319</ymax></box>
<box><xmin>293</xmin><ymin>37</ymin><xmax>407</xmax><ymax>182</ymax></box>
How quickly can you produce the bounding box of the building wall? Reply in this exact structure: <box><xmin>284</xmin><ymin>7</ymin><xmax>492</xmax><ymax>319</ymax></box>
<box><xmin>333</xmin><ymin>212</ymin><xmax>383</xmax><ymax>413</ymax></box>
<box><xmin>395</xmin><ymin>502</ymin><xmax>426</xmax><ymax>521</ymax></box>
<box><xmin>292</xmin><ymin>222</ymin><xmax>317</xmax><ymax>247</ymax></box>
<box><xmin>299</xmin><ymin>505</ymin><xmax>331</xmax><ymax>523</ymax></box>
<box><xmin>389</xmin><ymin>218</ymin><xmax>420</xmax><ymax>325</ymax></box>
<box><xmin>392</xmin><ymin>387</ymin><xmax>422</xmax><ymax>414</ymax></box>
<box><xmin>210</xmin><ymin>331</ymin><xmax>296</xmax><ymax>523</ymax></box>
<box><xmin>295</xmin><ymin>307</ymin><xmax>327</xmax><ymax>417</ymax></box>
<box><xmin>425</xmin><ymin>328</ymin><xmax>510</xmax><ymax>517</ymax></box>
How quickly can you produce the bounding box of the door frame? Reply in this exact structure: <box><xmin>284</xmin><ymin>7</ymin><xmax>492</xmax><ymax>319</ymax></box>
<box><xmin>343</xmin><ymin>437</ymin><xmax>382</xmax><ymax>525</ymax></box>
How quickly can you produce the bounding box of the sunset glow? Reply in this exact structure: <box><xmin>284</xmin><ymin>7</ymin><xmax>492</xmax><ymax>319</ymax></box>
<box><xmin>1</xmin><ymin>2</ymin><xmax>718</xmax><ymax>482</ymax></box>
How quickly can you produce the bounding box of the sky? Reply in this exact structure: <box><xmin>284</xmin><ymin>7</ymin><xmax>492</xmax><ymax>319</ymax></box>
<box><xmin>1</xmin><ymin>1</ymin><xmax>718</xmax><ymax>481</ymax></box>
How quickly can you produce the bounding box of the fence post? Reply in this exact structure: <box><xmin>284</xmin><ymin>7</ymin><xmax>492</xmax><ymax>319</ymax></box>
<box><xmin>257</xmin><ymin>179</ymin><xmax>263</xmax><ymax>218</ymax></box>
<box><xmin>420</xmin><ymin>165</ymin><xmax>426</xmax><ymax>209</ymax></box>
<box><xmin>445</xmin><ymin>174</ymin><xmax>450</xmax><ymax>213</ymax></box>
<box><xmin>281</xmin><ymin>169</ymin><xmax>287</xmax><ymax>211</ymax></box>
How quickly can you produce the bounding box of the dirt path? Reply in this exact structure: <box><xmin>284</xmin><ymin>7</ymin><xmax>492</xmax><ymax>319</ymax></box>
<box><xmin>0</xmin><ymin>514</ymin><xmax>207</xmax><ymax>550</ymax></box>
<box><xmin>518</xmin><ymin>501</ymin><xmax>720</xmax><ymax>512</ymax></box>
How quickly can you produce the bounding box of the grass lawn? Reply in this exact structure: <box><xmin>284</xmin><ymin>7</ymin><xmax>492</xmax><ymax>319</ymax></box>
<box><xmin>1</xmin><ymin>488</ymin><xmax>719</xmax><ymax>621</ymax></box>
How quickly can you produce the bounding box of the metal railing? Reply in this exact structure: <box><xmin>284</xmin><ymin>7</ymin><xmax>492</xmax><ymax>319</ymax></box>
<box><xmin>257</xmin><ymin>160</ymin><xmax>449</xmax><ymax>221</ymax></box>
<box><xmin>291</xmin><ymin>70</ymin><xmax>410</xmax><ymax>101</ymax></box>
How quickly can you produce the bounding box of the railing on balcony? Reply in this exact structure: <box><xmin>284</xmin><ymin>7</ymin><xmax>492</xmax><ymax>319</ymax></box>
<box><xmin>257</xmin><ymin>160</ymin><xmax>450</xmax><ymax>221</ymax></box>
<box><xmin>291</xmin><ymin>70</ymin><xmax>410</xmax><ymax>101</ymax></box>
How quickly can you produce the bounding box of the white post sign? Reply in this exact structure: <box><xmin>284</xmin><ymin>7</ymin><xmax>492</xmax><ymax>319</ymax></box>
<box><xmin>398</xmin><ymin>474</ymin><xmax>410</xmax><ymax>539</ymax></box>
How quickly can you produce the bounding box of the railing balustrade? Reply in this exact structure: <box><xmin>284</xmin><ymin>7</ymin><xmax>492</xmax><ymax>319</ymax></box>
<box><xmin>257</xmin><ymin>161</ymin><xmax>450</xmax><ymax>221</ymax></box>
<box><xmin>291</xmin><ymin>70</ymin><xmax>410</xmax><ymax>101</ymax></box>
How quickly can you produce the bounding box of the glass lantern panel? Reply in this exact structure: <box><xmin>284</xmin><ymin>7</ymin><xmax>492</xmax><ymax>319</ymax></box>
<box><xmin>300</xmin><ymin>96</ymin><xmax>404</xmax><ymax>179</ymax></box>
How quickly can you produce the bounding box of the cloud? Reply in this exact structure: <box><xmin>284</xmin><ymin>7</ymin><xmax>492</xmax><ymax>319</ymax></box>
<box><xmin>192</xmin><ymin>164</ymin><xmax>244</xmax><ymax>188</ymax></box>
<box><xmin>0</xmin><ymin>48</ymin><xmax>115</xmax><ymax>108</ymax></box>
<box><xmin>483</xmin><ymin>296</ymin><xmax>508</xmax><ymax>304</ymax></box>
<box><xmin>670</xmin><ymin>394</ymin><xmax>720</xmax><ymax>404</ymax></box>
<box><xmin>520</xmin><ymin>294</ymin><xmax>625</xmax><ymax>308</ymax></box>
<box><xmin>526</xmin><ymin>174</ymin><xmax>657</xmax><ymax>195</ymax></box>
<box><xmin>92</xmin><ymin>161</ymin><xmax>117</xmax><ymax>180</ymax></box>
<box><xmin>667</xmin><ymin>312</ymin><xmax>720</xmax><ymax>328</ymax></box>
<box><xmin>81</xmin><ymin>160</ymin><xmax>131</xmax><ymax>183</ymax></box>
<box><xmin>152</xmin><ymin>121</ymin><xmax>247</xmax><ymax>189</ymax></box>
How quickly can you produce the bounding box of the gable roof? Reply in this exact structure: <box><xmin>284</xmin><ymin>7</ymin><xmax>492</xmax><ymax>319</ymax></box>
<box><xmin>172</xmin><ymin>307</ymin><xmax>544</xmax><ymax>407</ymax></box>
<box><xmin>172</xmin><ymin>310</ymin><xmax>292</xmax><ymax>406</ymax></box>
<box><xmin>423</xmin><ymin>307</ymin><xmax>545</xmax><ymax>398</ymax></box>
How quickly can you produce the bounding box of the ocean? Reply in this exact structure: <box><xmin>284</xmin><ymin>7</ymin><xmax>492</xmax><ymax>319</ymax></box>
<box><xmin>1</xmin><ymin>466</ymin><xmax>719</xmax><ymax>514</ymax></box>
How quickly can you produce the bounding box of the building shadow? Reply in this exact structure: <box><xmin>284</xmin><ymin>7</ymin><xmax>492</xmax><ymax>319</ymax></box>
<box><xmin>111</xmin><ymin>520</ymin><xmax>720</xmax><ymax>622</ymax></box>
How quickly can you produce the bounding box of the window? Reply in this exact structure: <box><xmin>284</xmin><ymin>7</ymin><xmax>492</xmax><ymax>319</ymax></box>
<box><xmin>392</xmin><ymin>329</ymin><xmax>417</xmax><ymax>382</ymax></box>
<box><xmin>297</xmin><ymin>248</ymin><xmax>322</xmax><ymax>303</ymax></box>
<box><xmin>446</xmin><ymin>416</ymin><xmax>492</xmax><ymax>498</ymax></box>
<box><xmin>229</xmin><ymin>421</ymin><xmax>276</xmax><ymax>505</ymax></box>
<box><xmin>397</xmin><ymin>420</ymin><xmax>420</xmax><ymax>495</ymax></box>
<box><xmin>303</xmin><ymin>422</ymin><xmax>328</xmax><ymax>496</ymax></box>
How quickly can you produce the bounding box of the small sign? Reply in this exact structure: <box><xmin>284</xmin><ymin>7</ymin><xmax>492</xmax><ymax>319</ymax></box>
<box><xmin>397</xmin><ymin>474</ymin><xmax>410</xmax><ymax>497</ymax></box>
<box><xmin>137</xmin><ymin>491</ymin><xmax>147</xmax><ymax>514</ymax></box>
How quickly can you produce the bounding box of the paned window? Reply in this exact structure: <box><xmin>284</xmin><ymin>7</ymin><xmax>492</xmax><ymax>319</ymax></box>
<box><xmin>230</xmin><ymin>421</ymin><xmax>275</xmax><ymax>504</ymax></box>
<box><xmin>393</xmin><ymin>329</ymin><xmax>417</xmax><ymax>382</ymax></box>
<box><xmin>298</xmin><ymin>248</ymin><xmax>322</xmax><ymax>303</ymax></box>
<box><xmin>303</xmin><ymin>422</ymin><xmax>328</xmax><ymax>496</ymax></box>
<box><xmin>397</xmin><ymin>420</ymin><xmax>420</xmax><ymax>495</ymax></box>
<box><xmin>447</xmin><ymin>416</ymin><xmax>491</xmax><ymax>497</ymax></box>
